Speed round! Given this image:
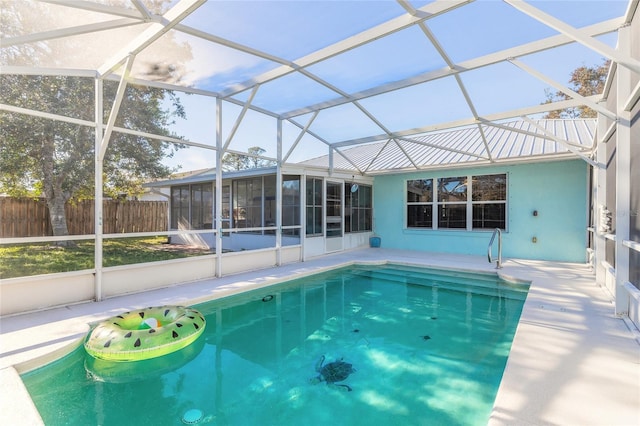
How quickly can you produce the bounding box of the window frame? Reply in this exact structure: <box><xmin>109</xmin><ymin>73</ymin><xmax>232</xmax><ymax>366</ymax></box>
<box><xmin>345</xmin><ymin>183</ymin><xmax>372</xmax><ymax>233</ymax></box>
<box><xmin>406</xmin><ymin>173</ymin><xmax>507</xmax><ymax>231</ymax></box>
<box><xmin>406</xmin><ymin>178</ymin><xmax>434</xmax><ymax>229</ymax></box>
<box><xmin>170</xmin><ymin>183</ymin><xmax>214</xmax><ymax>230</ymax></box>
<box><xmin>305</xmin><ymin>177</ymin><xmax>323</xmax><ymax>236</ymax></box>
<box><xmin>170</xmin><ymin>185</ymin><xmax>190</xmax><ymax>229</ymax></box>
<box><xmin>282</xmin><ymin>175</ymin><xmax>301</xmax><ymax>237</ymax></box>
<box><xmin>325</xmin><ymin>181</ymin><xmax>343</xmax><ymax>238</ymax></box>
<box><xmin>437</xmin><ymin>176</ymin><xmax>468</xmax><ymax>230</ymax></box>
<box><xmin>471</xmin><ymin>174</ymin><xmax>507</xmax><ymax>231</ymax></box>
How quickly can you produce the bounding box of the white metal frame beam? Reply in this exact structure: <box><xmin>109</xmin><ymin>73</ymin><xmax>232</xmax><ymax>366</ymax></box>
<box><xmin>331</xmin><ymin>96</ymin><xmax>600</xmax><ymax>148</ymax></box>
<box><xmin>166</xmin><ymin>2</ymin><xmax>468</xmax><ymax>159</ymax></box>
<box><xmin>403</xmin><ymin>0</ymin><xmax>495</xmax><ymax>164</ymax></box>
<box><xmin>97</xmin><ymin>0</ymin><xmax>206</xmax><ymax>77</ymax></box>
<box><xmin>508</xmin><ymin>58</ymin><xmax>618</xmax><ymax>121</ymax></box>
<box><xmin>0</xmin><ymin>102</ymin><xmax>214</xmax><ymax>151</ymax></box>
<box><xmin>598</xmin><ymin>121</ymin><xmax>617</xmax><ymax>145</ymax></box>
<box><xmin>4</xmin><ymin>3</ymin><xmax>619</xmax><ymax>158</ymax></box>
<box><xmin>222</xmin><ymin>85</ymin><xmax>260</xmax><ymax>152</ymax></box>
<box><xmin>219</xmin><ymin>0</ymin><xmax>471</xmax><ymax>98</ymax></box>
<box><xmin>481</xmin><ymin>119</ymin><xmax>592</xmax><ymax>150</ymax></box>
<box><xmin>392</xmin><ymin>138</ymin><xmax>420</xmax><ymax>170</ymax></box>
<box><xmin>1</xmin><ymin>90</ymin><xmax>597</xmax><ymax>162</ymax></box>
<box><xmin>99</xmin><ymin>55</ymin><xmax>134</xmax><ymax>160</ymax></box>
<box><xmin>130</xmin><ymin>0</ymin><xmax>153</xmax><ymax>21</ymax></box>
<box><xmin>1</xmin><ymin>19</ymin><xmax>143</xmax><ymax>47</ymax></box>
<box><xmin>613</xmin><ymin>24</ymin><xmax>632</xmax><ymax>315</ymax></box>
<box><xmin>623</xmin><ymin>79</ymin><xmax>640</xmax><ymax>111</ymax></box>
<box><xmin>0</xmin><ymin>66</ymin><xmax>97</xmax><ymax>78</ymax></box>
<box><xmin>40</xmin><ymin>0</ymin><xmax>147</xmax><ymax>20</ymax></box>
<box><xmin>504</xmin><ymin>0</ymin><xmax>640</xmax><ymax>75</ymax></box>
<box><xmin>286</xmin><ymin>118</ymin><xmax>334</xmax><ymax>150</ymax></box>
<box><xmin>94</xmin><ymin>77</ymin><xmax>104</xmax><ymax>301</ymax></box>
<box><xmin>0</xmin><ymin>103</ymin><xmax>94</xmax><ymax>127</ymax></box>
<box><xmin>283</xmin><ymin>111</ymin><xmax>319</xmax><ymax>163</ymax></box>
<box><xmin>363</xmin><ymin>139</ymin><xmax>393</xmax><ymax>174</ymax></box>
<box><xmin>519</xmin><ymin>116</ymin><xmax>602</xmax><ymax>168</ymax></box>
<box><xmin>296</xmin><ymin>68</ymin><xmax>396</xmax><ymax>138</ymax></box>
<box><xmin>331</xmin><ymin>147</ymin><xmax>366</xmax><ymax>175</ymax></box>
<box><xmin>281</xmin><ymin>18</ymin><xmax>622</xmax><ymax>119</ymax></box>
<box><xmin>395</xmin><ymin>136</ymin><xmax>490</xmax><ymax>161</ymax></box>
<box><xmin>1</xmin><ymin>0</ymin><xmax>627</xmax><ymax>176</ymax></box>
<box><xmin>175</xmin><ymin>24</ymin><xmax>292</xmax><ymax>70</ymax></box>
<box><xmin>215</xmin><ymin>98</ymin><xmax>223</xmax><ymax>276</ymax></box>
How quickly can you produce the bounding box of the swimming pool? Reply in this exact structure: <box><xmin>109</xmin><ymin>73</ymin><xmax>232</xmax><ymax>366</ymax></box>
<box><xmin>22</xmin><ymin>263</ymin><xmax>529</xmax><ymax>425</ymax></box>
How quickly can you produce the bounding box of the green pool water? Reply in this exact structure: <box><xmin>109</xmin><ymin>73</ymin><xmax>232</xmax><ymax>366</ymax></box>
<box><xmin>22</xmin><ymin>264</ymin><xmax>529</xmax><ymax>425</ymax></box>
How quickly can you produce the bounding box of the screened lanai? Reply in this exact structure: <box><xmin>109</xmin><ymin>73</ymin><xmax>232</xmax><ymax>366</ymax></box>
<box><xmin>0</xmin><ymin>0</ymin><xmax>638</xmax><ymax>327</ymax></box>
<box><xmin>1</xmin><ymin>2</ymin><xmax>640</xmax><ymax>425</ymax></box>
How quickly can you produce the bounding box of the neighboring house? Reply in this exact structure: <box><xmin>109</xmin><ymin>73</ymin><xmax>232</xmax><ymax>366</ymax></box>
<box><xmin>138</xmin><ymin>187</ymin><xmax>170</xmax><ymax>202</ymax></box>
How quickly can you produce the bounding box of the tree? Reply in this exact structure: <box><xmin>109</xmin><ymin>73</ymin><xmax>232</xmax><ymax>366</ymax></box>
<box><xmin>221</xmin><ymin>146</ymin><xmax>276</xmax><ymax>171</ymax></box>
<box><xmin>0</xmin><ymin>76</ymin><xmax>186</xmax><ymax>240</ymax></box>
<box><xmin>0</xmin><ymin>0</ymin><xmax>191</xmax><ymax>242</ymax></box>
<box><xmin>542</xmin><ymin>59</ymin><xmax>611</xmax><ymax>118</ymax></box>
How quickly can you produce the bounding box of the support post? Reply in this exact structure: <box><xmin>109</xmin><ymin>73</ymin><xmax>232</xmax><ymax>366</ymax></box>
<box><xmin>215</xmin><ymin>98</ymin><xmax>223</xmax><ymax>277</ymax></box>
<box><xmin>94</xmin><ymin>78</ymin><xmax>104</xmax><ymax>301</ymax></box>
<box><xmin>276</xmin><ymin>118</ymin><xmax>283</xmax><ymax>266</ymax></box>
<box><xmin>615</xmin><ymin>25</ymin><xmax>632</xmax><ymax>315</ymax></box>
<box><xmin>594</xmin><ymin>111</ymin><xmax>608</xmax><ymax>287</ymax></box>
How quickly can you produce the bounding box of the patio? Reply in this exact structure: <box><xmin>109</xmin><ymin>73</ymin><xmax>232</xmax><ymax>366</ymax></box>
<box><xmin>1</xmin><ymin>249</ymin><xmax>638</xmax><ymax>425</ymax></box>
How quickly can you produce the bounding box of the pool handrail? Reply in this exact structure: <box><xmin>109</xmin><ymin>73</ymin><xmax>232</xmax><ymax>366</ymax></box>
<box><xmin>488</xmin><ymin>228</ymin><xmax>503</xmax><ymax>269</ymax></box>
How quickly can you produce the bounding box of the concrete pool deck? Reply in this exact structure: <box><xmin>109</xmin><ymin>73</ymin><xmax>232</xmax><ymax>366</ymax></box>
<box><xmin>1</xmin><ymin>248</ymin><xmax>639</xmax><ymax>425</ymax></box>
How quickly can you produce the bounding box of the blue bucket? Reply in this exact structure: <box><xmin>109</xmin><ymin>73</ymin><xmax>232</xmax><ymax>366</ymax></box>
<box><xmin>369</xmin><ymin>237</ymin><xmax>381</xmax><ymax>248</ymax></box>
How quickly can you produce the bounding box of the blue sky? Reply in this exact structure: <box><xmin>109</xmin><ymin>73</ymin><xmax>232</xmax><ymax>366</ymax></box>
<box><xmin>160</xmin><ymin>0</ymin><xmax>627</xmax><ymax>172</ymax></box>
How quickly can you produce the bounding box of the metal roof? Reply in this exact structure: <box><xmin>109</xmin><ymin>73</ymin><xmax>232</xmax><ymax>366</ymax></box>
<box><xmin>144</xmin><ymin>166</ymin><xmax>278</xmax><ymax>187</ymax></box>
<box><xmin>299</xmin><ymin>118</ymin><xmax>596</xmax><ymax>174</ymax></box>
<box><xmin>1</xmin><ymin>0</ymin><xmax>636</xmax><ymax>175</ymax></box>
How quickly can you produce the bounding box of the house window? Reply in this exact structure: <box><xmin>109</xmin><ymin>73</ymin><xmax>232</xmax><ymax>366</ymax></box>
<box><xmin>407</xmin><ymin>179</ymin><xmax>433</xmax><ymax>228</ymax></box>
<box><xmin>263</xmin><ymin>175</ymin><xmax>276</xmax><ymax>233</ymax></box>
<box><xmin>306</xmin><ymin>177</ymin><xmax>323</xmax><ymax>236</ymax></box>
<box><xmin>171</xmin><ymin>185</ymin><xmax>190</xmax><ymax>229</ymax></box>
<box><xmin>472</xmin><ymin>174</ymin><xmax>506</xmax><ymax>230</ymax></box>
<box><xmin>438</xmin><ymin>176</ymin><xmax>467</xmax><ymax>229</ymax></box>
<box><xmin>191</xmin><ymin>183</ymin><xmax>213</xmax><ymax>229</ymax></box>
<box><xmin>219</xmin><ymin>184</ymin><xmax>230</xmax><ymax>229</ymax></box>
<box><xmin>232</xmin><ymin>177</ymin><xmax>262</xmax><ymax>229</ymax></box>
<box><xmin>326</xmin><ymin>181</ymin><xmax>342</xmax><ymax>238</ymax></box>
<box><xmin>345</xmin><ymin>183</ymin><xmax>372</xmax><ymax>233</ymax></box>
<box><xmin>171</xmin><ymin>184</ymin><xmax>213</xmax><ymax>229</ymax></box>
<box><xmin>406</xmin><ymin>173</ymin><xmax>507</xmax><ymax>230</ymax></box>
<box><xmin>282</xmin><ymin>175</ymin><xmax>301</xmax><ymax>237</ymax></box>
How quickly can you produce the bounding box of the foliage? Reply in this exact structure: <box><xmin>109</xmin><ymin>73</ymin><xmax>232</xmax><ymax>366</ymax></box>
<box><xmin>542</xmin><ymin>59</ymin><xmax>611</xmax><ymax>118</ymax></box>
<box><xmin>0</xmin><ymin>75</ymin><xmax>186</xmax><ymax>239</ymax></box>
<box><xmin>0</xmin><ymin>237</ymin><xmax>211</xmax><ymax>279</ymax></box>
<box><xmin>222</xmin><ymin>146</ymin><xmax>277</xmax><ymax>171</ymax></box>
<box><xmin>0</xmin><ymin>76</ymin><xmax>185</xmax><ymax>200</ymax></box>
<box><xmin>0</xmin><ymin>0</ymin><xmax>191</xmax><ymax>238</ymax></box>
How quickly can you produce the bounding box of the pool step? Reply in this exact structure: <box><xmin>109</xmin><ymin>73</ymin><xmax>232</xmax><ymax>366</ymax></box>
<box><xmin>347</xmin><ymin>267</ymin><xmax>528</xmax><ymax>300</ymax></box>
<box><xmin>354</xmin><ymin>264</ymin><xmax>527</xmax><ymax>288</ymax></box>
<box><xmin>356</xmin><ymin>264</ymin><xmax>503</xmax><ymax>283</ymax></box>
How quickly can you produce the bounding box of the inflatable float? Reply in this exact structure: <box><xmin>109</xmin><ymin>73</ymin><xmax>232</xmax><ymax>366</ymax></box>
<box><xmin>85</xmin><ymin>334</ymin><xmax>205</xmax><ymax>383</ymax></box>
<box><xmin>84</xmin><ymin>306</ymin><xmax>206</xmax><ymax>361</ymax></box>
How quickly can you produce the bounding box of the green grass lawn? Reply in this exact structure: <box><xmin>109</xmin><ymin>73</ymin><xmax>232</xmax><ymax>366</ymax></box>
<box><xmin>0</xmin><ymin>237</ymin><xmax>212</xmax><ymax>279</ymax></box>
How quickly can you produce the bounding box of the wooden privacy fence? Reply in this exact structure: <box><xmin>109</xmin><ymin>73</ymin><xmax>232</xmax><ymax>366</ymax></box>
<box><xmin>0</xmin><ymin>197</ymin><xmax>168</xmax><ymax>237</ymax></box>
